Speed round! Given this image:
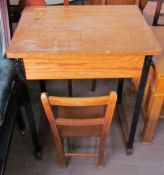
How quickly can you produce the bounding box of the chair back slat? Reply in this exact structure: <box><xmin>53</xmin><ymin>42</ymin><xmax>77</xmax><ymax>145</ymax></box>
<box><xmin>48</xmin><ymin>96</ymin><xmax>109</xmax><ymax>106</ymax></box>
<box><xmin>55</xmin><ymin>118</ymin><xmax>105</xmax><ymax>126</ymax></box>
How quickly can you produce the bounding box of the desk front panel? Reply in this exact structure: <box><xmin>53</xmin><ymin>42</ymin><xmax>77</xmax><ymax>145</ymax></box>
<box><xmin>20</xmin><ymin>54</ymin><xmax>144</xmax><ymax>80</ymax></box>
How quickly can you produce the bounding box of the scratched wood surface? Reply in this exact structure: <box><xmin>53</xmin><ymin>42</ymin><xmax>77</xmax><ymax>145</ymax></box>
<box><xmin>7</xmin><ymin>6</ymin><xmax>161</xmax><ymax>80</ymax></box>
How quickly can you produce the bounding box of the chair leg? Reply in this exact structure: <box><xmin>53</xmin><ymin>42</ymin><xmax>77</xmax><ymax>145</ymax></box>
<box><xmin>16</xmin><ymin>107</ymin><xmax>25</xmax><ymax>135</ymax></box>
<box><xmin>140</xmin><ymin>93</ymin><xmax>163</xmax><ymax>143</ymax></box>
<box><xmin>153</xmin><ymin>0</ymin><xmax>163</xmax><ymax>26</ymax></box>
<box><xmin>97</xmin><ymin>137</ymin><xmax>106</xmax><ymax>169</ymax></box>
<box><xmin>92</xmin><ymin>79</ymin><xmax>96</xmax><ymax>91</ymax></box>
<box><xmin>68</xmin><ymin>80</ymin><xmax>72</xmax><ymax>97</ymax></box>
<box><xmin>53</xmin><ymin>135</ymin><xmax>66</xmax><ymax>167</ymax></box>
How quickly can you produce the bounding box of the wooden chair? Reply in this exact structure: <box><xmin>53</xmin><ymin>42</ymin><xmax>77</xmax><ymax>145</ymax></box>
<box><xmin>41</xmin><ymin>91</ymin><xmax>117</xmax><ymax>168</ymax></box>
<box><xmin>153</xmin><ymin>0</ymin><xmax>164</xmax><ymax>26</ymax></box>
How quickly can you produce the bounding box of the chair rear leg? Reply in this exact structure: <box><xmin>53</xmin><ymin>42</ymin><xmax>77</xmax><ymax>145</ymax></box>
<box><xmin>97</xmin><ymin>137</ymin><xmax>106</xmax><ymax>169</ymax></box>
<box><xmin>53</xmin><ymin>134</ymin><xmax>67</xmax><ymax>167</ymax></box>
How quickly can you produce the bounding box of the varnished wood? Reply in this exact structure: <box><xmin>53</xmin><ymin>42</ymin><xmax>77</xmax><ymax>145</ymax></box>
<box><xmin>41</xmin><ymin>93</ymin><xmax>66</xmax><ymax>167</ymax></box>
<box><xmin>140</xmin><ymin>92</ymin><xmax>163</xmax><ymax>143</ymax></box>
<box><xmin>58</xmin><ymin>106</ymin><xmax>105</xmax><ymax>119</ymax></box>
<box><xmin>56</xmin><ymin>118</ymin><xmax>105</xmax><ymax>126</ymax></box>
<box><xmin>98</xmin><ymin>92</ymin><xmax>117</xmax><ymax>168</ymax></box>
<box><xmin>7</xmin><ymin>6</ymin><xmax>161</xmax><ymax>80</ymax></box>
<box><xmin>41</xmin><ymin>91</ymin><xmax>117</xmax><ymax>168</ymax></box>
<box><xmin>49</xmin><ymin>96</ymin><xmax>109</xmax><ymax>106</ymax></box>
<box><xmin>19</xmin><ymin>55</ymin><xmax>145</xmax><ymax>80</ymax></box>
<box><xmin>19</xmin><ymin>0</ymin><xmax>72</xmax><ymax>96</ymax></box>
<box><xmin>58</xmin><ymin>105</ymin><xmax>104</xmax><ymax>137</ymax></box>
<box><xmin>59</xmin><ymin>126</ymin><xmax>102</xmax><ymax>137</ymax></box>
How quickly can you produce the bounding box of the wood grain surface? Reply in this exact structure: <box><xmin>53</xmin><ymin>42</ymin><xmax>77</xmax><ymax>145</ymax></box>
<box><xmin>7</xmin><ymin>6</ymin><xmax>161</xmax><ymax>80</ymax></box>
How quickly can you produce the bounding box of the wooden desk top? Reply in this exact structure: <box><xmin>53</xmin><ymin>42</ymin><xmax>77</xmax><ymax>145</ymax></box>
<box><xmin>7</xmin><ymin>5</ymin><xmax>161</xmax><ymax>59</ymax></box>
<box><xmin>152</xmin><ymin>27</ymin><xmax>164</xmax><ymax>79</ymax></box>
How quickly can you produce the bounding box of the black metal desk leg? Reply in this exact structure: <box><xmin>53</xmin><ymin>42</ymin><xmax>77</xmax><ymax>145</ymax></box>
<box><xmin>39</xmin><ymin>80</ymin><xmax>46</xmax><ymax>92</ymax></box>
<box><xmin>117</xmin><ymin>78</ymin><xmax>125</xmax><ymax>104</ymax></box>
<box><xmin>126</xmin><ymin>56</ymin><xmax>152</xmax><ymax>154</ymax></box>
<box><xmin>68</xmin><ymin>79</ymin><xmax>72</xmax><ymax>97</ymax></box>
<box><xmin>38</xmin><ymin>80</ymin><xmax>49</xmax><ymax>147</ymax></box>
<box><xmin>15</xmin><ymin>59</ymin><xmax>42</xmax><ymax>159</ymax></box>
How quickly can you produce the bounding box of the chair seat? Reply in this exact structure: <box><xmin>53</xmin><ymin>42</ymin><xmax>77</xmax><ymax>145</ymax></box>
<box><xmin>0</xmin><ymin>59</ymin><xmax>15</xmax><ymax>126</ymax></box>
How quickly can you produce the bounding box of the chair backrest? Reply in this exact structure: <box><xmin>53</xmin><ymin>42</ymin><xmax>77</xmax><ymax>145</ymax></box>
<box><xmin>41</xmin><ymin>91</ymin><xmax>117</xmax><ymax>168</ymax></box>
<box><xmin>41</xmin><ymin>91</ymin><xmax>117</xmax><ymax>135</ymax></box>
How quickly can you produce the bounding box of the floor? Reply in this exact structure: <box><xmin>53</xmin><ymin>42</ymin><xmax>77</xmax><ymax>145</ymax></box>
<box><xmin>5</xmin><ymin>1</ymin><xmax>164</xmax><ymax>175</ymax></box>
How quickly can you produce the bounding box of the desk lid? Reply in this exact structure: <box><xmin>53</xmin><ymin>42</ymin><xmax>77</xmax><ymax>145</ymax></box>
<box><xmin>7</xmin><ymin>5</ymin><xmax>161</xmax><ymax>58</ymax></box>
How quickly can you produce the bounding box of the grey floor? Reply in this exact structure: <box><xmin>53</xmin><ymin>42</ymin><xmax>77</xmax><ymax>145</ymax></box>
<box><xmin>5</xmin><ymin>1</ymin><xmax>164</xmax><ymax>175</ymax></box>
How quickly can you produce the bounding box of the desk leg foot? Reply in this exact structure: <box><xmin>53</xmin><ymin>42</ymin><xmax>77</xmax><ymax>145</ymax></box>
<box><xmin>126</xmin><ymin>148</ymin><xmax>133</xmax><ymax>155</ymax></box>
<box><xmin>34</xmin><ymin>150</ymin><xmax>42</xmax><ymax>160</ymax></box>
<box><xmin>139</xmin><ymin>135</ymin><xmax>153</xmax><ymax>145</ymax></box>
<box><xmin>16</xmin><ymin>107</ymin><xmax>26</xmax><ymax>135</ymax></box>
<box><xmin>126</xmin><ymin>142</ymin><xmax>133</xmax><ymax>155</ymax></box>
